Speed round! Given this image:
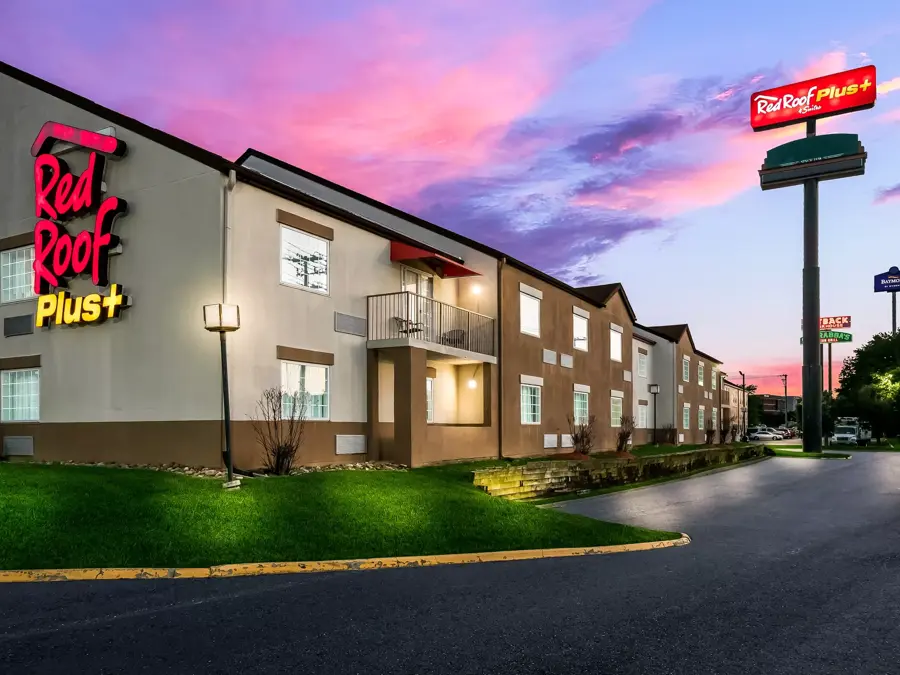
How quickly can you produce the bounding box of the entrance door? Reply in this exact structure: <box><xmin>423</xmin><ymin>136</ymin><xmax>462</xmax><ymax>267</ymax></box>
<box><xmin>401</xmin><ymin>267</ymin><xmax>434</xmax><ymax>335</ymax></box>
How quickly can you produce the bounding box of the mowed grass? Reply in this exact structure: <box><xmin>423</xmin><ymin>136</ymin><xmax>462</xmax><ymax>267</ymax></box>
<box><xmin>630</xmin><ymin>443</ymin><xmax>753</xmax><ymax>458</ymax></box>
<box><xmin>0</xmin><ymin>462</ymin><xmax>680</xmax><ymax>571</ymax></box>
<box><xmin>765</xmin><ymin>448</ymin><xmax>851</xmax><ymax>460</ymax></box>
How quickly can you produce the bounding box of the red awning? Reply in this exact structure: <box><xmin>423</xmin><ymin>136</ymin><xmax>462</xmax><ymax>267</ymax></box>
<box><xmin>389</xmin><ymin>242</ymin><xmax>480</xmax><ymax>278</ymax></box>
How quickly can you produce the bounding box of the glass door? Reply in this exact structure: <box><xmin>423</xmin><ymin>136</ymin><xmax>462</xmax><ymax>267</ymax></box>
<box><xmin>401</xmin><ymin>267</ymin><xmax>433</xmax><ymax>337</ymax></box>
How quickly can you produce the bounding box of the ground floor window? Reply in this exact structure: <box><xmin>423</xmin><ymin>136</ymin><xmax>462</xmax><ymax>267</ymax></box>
<box><xmin>698</xmin><ymin>407</ymin><xmax>705</xmax><ymax>431</ymax></box>
<box><xmin>281</xmin><ymin>360</ymin><xmax>329</xmax><ymax>420</ymax></box>
<box><xmin>426</xmin><ymin>377</ymin><xmax>435</xmax><ymax>423</ymax></box>
<box><xmin>574</xmin><ymin>391</ymin><xmax>588</xmax><ymax>425</ymax></box>
<box><xmin>521</xmin><ymin>384</ymin><xmax>541</xmax><ymax>424</ymax></box>
<box><xmin>611</xmin><ymin>396</ymin><xmax>623</xmax><ymax>428</ymax></box>
<box><xmin>1</xmin><ymin>368</ymin><xmax>40</xmax><ymax>422</ymax></box>
<box><xmin>682</xmin><ymin>404</ymin><xmax>690</xmax><ymax>430</ymax></box>
<box><xmin>638</xmin><ymin>403</ymin><xmax>648</xmax><ymax>429</ymax></box>
<box><xmin>712</xmin><ymin>407</ymin><xmax>718</xmax><ymax>431</ymax></box>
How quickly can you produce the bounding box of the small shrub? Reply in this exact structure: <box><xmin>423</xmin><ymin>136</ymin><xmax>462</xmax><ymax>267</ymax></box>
<box><xmin>616</xmin><ymin>415</ymin><xmax>635</xmax><ymax>452</ymax></box>
<box><xmin>567</xmin><ymin>414</ymin><xmax>597</xmax><ymax>455</ymax></box>
<box><xmin>704</xmin><ymin>418</ymin><xmax>717</xmax><ymax>445</ymax></box>
<box><xmin>251</xmin><ymin>386</ymin><xmax>308</xmax><ymax>475</ymax></box>
<box><xmin>660</xmin><ymin>423</ymin><xmax>677</xmax><ymax>444</ymax></box>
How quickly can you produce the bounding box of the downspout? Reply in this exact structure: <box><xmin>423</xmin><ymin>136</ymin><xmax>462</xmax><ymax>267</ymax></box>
<box><xmin>497</xmin><ymin>257</ymin><xmax>505</xmax><ymax>460</ymax></box>
<box><xmin>672</xmin><ymin>343</ymin><xmax>678</xmax><ymax>445</ymax></box>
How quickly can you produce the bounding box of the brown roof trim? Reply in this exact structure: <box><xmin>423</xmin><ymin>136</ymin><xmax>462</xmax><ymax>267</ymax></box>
<box><xmin>634</xmin><ymin>333</ymin><xmax>656</xmax><ymax>346</ymax></box>
<box><xmin>576</xmin><ymin>283</ymin><xmax>637</xmax><ymax>323</ymax></box>
<box><xmin>695</xmin><ymin>349</ymin><xmax>723</xmax><ymax>365</ymax></box>
<box><xmin>634</xmin><ymin>323</ymin><xmax>676</xmax><ymax>343</ymax></box>
<box><xmin>0</xmin><ymin>60</ymin><xmax>233</xmax><ymax>173</ymax></box>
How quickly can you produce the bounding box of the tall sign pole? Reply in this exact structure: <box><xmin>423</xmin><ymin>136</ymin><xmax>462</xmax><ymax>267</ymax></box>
<box><xmin>874</xmin><ymin>267</ymin><xmax>900</xmax><ymax>333</ymax></box>
<box><xmin>781</xmin><ymin>374</ymin><xmax>789</xmax><ymax>428</ymax></box>
<box><xmin>828</xmin><ymin>343</ymin><xmax>833</xmax><ymax>398</ymax></box>
<box><xmin>802</xmin><ymin>118</ymin><xmax>823</xmax><ymax>450</ymax></box>
<box><xmin>752</xmin><ymin>65</ymin><xmax>876</xmax><ymax>453</ymax></box>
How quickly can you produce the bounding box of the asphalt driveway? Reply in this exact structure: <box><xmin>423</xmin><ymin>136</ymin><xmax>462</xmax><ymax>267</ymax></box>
<box><xmin>2</xmin><ymin>453</ymin><xmax>900</xmax><ymax>674</ymax></box>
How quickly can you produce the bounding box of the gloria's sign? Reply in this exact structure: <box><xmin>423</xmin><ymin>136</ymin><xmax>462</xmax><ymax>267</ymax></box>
<box><xmin>30</xmin><ymin>122</ymin><xmax>131</xmax><ymax>328</ymax></box>
<box><xmin>874</xmin><ymin>266</ymin><xmax>900</xmax><ymax>293</ymax></box>
<box><xmin>750</xmin><ymin>66</ymin><xmax>877</xmax><ymax>132</ymax></box>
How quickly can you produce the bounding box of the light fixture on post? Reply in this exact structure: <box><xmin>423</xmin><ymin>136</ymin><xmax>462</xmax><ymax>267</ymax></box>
<box><xmin>204</xmin><ymin>303</ymin><xmax>241</xmax><ymax>490</ymax></box>
<box><xmin>649</xmin><ymin>384</ymin><xmax>660</xmax><ymax>445</ymax></box>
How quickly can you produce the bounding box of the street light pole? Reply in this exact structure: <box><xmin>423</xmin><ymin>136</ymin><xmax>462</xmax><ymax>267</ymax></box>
<box><xmin>739</xmin><ymin>370</ymin><xmax>747</xmax><ymax>439</ymax></box>
<box><xmin>203</xmin><ymin>303</ymin><xmax>241</xmax><ymax>490</ymax></box>
<box><xmin>781</xmin><ymin>374</ymin><xmax>788</xmax><ymax>429</ymax></box>
<box><xmin>893</xmin><ymin>291</ymin><xmax>897</xmax><ymax>334</ymax></box>
<box><xmin>801</xmin><ymin>119</ymin><xmax>823</xmax><ymax>453</ymax></box>
<box><xmin>219</xmin><ymin>331</ymin><xmax>234</xmax><ymax>484</ymax></box>
<box><xmin>649</xmin><ymin>384</ymin><xmax>660</xmax><ymax>445</ymax></box>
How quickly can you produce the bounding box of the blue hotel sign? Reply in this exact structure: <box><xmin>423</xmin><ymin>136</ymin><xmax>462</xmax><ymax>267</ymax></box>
<box><xmin>874</xmin><ymin>266</ymin><xmax>900</xmax><ymax>293</ymax></box>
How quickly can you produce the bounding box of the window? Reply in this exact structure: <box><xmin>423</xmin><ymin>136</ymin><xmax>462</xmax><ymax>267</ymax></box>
<box><xmin>520</xmin><ymin>292</ymin><xmax>541</xmax><ymax>337</ymax></box>
<box><xmin>638</xmin><ymin>403</ymin><xmax>648</xmax><ymax>429</ymax></box>
<box><xmin>426</xmin><ymin>377</ymin><xmax>435</xmax><ymax>423</ymax></box>
<box><xmin>280</xmin><ymin>226</ymin><xmax>329</xmax><ymax>294</ymax></box>
<box><xmin>610</xmin><ymin>328</ymin><xmax>623</xmax><ymax>362</ymax></box>
<box><xmin>281</xmin><ymin>361</ymin><xmax>329</xmax><ymax>420</ymax></box>
<box><xmin>1</xmin><ymin>368</ymin><xmax>40</xmax><ymax>422</ymax></box>
<box><xmin>638</xmin><ymin>352</ymin><xmax>648</xmax><ymax>378</ymax></box>
<box><xmin>698</xmin><ymin>407</ymin><xmax>705</xmax><ymax>431</ymax></box>
<box><xmin>1</xmin><ymin>246</ymin><xmax>36</xmax><ymax>304</ymax></box>
<box><xmin>712</xmin><ymin>407</ymin><xmax>718</xmax><ymax>430</ymax></box>
<box><xmin>573</xmin><ymin>314</ymin><xmax>588</xmax><ymax>351</ymax></box>
<box><xmin>521</xmin><ymin>384</ymin><xmax>541</xmax><ymax>424</ymax></box>
<box><xmin>574</xmin><ymin>391</ymin><xmax>589</xmax><ymax>425</ymax></box>
<box><xmin>611</xmin><ymin>396</ymin><xmax>623</xmax><ymax>427</ymax></box>
<box><xmin>711</xmin><ymin>368</ymin><xmax>717</xmax><ymax>390</ymax></box>
<box><xmin>698</xmin><ymin>362</ymin><xmax>705</xmax><ymax>387</ymax></box>
<box><xmin>682</xmin><ymin>404</ymin><xmax>690</xmax><ymax>430</ymax></box>
<box><xmin>682</xmin><ymin>357</ymin><xmax>690</xmax><ymax>382</ymax></box>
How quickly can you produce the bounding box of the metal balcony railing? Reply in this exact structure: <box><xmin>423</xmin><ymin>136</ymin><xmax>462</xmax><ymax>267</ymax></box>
<box><xmin>367</xmin><ymin>292</ymin><xmax>495</xmax><ymax>357</ymax></box>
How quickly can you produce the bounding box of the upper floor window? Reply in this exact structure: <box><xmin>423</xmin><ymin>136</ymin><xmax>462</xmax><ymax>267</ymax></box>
<box><xmin>281</xmin><ymin>226</ymin><xmax>329</xmax><ymax>294</ymax></box>
<box><xmin>698</xmin><ymin>361</ymin><xmax>705</xmax><ymax>386</ymax></box>
<box><xmin>609</xmin><ymin>326</ymin><xmax>623</xmax><ymax>362</ymax></box>
<box><xmin>281</xmin><ymin>360</ymin><xmax>330</xmax><ymax>421</ymax></box>
<box><xmin>1</xmin><ymin>368</ymin><xmax>40</xmax><ymax>422</ymax></box>
<box><xmin>682</xmin><ymin>357</ymin><xmax>690</xmax><ymax>382</ymax></box>
<box><xmin>1</xmin><ymin>246</ymin><xmax>36</xmax><ymax>304</ymax></box>
<box><xmin>573</xmin><ymin>314</ymin><xmax>588</xmax><ymax>351</ymax></box>
<box><xmin>638</xmin><ymin>352</ymin><xmax>648</xmax><ymax>378</ymax></box>
<box><xmin>520</xmin><ymin>292</ymin><xmax>540</xmax><ymax>337</ymax></box>
<box><xmin>711</xmin><ymin>369</ymin><xmax>717</xmax><ymax>390</ymax></box>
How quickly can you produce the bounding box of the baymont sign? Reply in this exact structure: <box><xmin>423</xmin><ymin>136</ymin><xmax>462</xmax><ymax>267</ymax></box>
<box><xmin>750</xmin><ymin>65</ymin><xmax>876</xmax><ymax>132</ymax></box>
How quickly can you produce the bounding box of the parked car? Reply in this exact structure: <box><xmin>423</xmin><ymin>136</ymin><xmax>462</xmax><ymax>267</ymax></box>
<box><xmin>776</xmin><ymin>427</ymin><xmax>795</xmax><ymax>439</ymax></box>
<box><xmin>750</xmin><ymin>430</ymin><xmax>784</xmax><ymax>441</ymax></box>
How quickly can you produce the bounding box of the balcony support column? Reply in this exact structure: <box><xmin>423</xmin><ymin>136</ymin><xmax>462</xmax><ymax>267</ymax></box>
<box><xmin>385</xmin><ymin>346</ymin><xmax>428</xmax><ymax>467</ymax></box>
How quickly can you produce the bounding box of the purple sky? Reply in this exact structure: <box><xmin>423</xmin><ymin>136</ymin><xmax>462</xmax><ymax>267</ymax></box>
<box><xmin>3</xmin><ymin>0</ymin><xmax>900</xmax><ymax>394</ymax></box>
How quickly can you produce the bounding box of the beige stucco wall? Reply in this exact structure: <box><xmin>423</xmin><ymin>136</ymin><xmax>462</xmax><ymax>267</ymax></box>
<box><xmin>0</xmin><ymin>72</ymin><xmax>225</xmax><ymax>424</ymax></box>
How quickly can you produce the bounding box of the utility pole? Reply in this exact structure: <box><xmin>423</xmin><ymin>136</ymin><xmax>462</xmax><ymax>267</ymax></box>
<box><xmin>780</xmin><ymin>374</ymin><xmax>789</xmax><ymax>429</ymax></box>
<box><xmin>739</xmin><ymin>370</ymin><xmax>747</xmax><ymax>438</ymax></box>
<box><xmin>827</xmin><ymin>343</ymin><xmax>833</xmax><ymax>398</ymax></box>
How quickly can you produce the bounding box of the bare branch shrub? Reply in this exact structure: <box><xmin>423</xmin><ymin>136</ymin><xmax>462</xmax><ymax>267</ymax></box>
<box><xmin>567</xmin><ymin>414</ymin><xmax>597</xmax><ymax>455</ymax></box>
<box><xmin>616</xmin><ymin>415</ymin><xmax>635</xmax><ymax>453</ymax></box>
<box><xmin>250</xmin><ymin>386</ymin><xmax>308</xmax><ymax>475</ymax></box>
<box><xmin>660</xmin><ymin>423</ymin><xmax>677</xmax><ymax>444</ymax></box>
<box><xmin>704</xmin><ymin>416</ymin><xmax>717</xmax><ymax>445</ymax></box>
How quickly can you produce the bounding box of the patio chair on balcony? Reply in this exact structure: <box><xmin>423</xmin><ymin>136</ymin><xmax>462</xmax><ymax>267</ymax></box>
<box><xmin>440</xmin><ymin>328</ymin><xmax>466</xmax><ymax>349</ymax></box>
<box><xmin>393</xmin><ymin>316</ymin><xmax>424</xmax><ymax>336</ymax></box>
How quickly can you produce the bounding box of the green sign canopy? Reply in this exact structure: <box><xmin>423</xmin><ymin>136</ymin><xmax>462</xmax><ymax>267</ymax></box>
<box><xmin>760</xmin><ymin>134</ymin><xmax>866</xmax><ymax>191</ymax></box>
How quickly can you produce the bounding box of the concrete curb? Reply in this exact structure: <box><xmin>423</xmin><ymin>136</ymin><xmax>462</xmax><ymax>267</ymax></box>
<box><xmin>0</xmin><ymin>534</ymin><xmax>691</xmax><ymax>583</ymax></box>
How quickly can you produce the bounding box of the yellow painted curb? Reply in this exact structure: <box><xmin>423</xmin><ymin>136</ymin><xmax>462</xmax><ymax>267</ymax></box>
<box><xmin>0</xmin><ymin>534</ymin><xmax>691</xmax><ymax>583</ymax></box>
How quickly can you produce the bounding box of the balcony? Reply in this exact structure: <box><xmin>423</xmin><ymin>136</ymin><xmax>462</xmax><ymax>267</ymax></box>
<box><xmin>367</xmin><ymin>292</ymin><xmax>496</xmax><ymax>359</ymax></box>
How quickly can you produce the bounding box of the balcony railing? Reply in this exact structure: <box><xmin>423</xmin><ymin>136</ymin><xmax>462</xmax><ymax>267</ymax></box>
<box><xmin>367</xmin><ymin>292</ymin><xmax>496</xmax><ymax>357</ymax></box>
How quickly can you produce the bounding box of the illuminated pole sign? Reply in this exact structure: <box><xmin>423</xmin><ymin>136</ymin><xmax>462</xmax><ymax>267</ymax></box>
<box><xmin>800</xmin><ymin>330</ymin><xmax>852</xmax><ymax>344</ymax></box>
<box><xmin>801</xmin><ymin>316</ymin><xmax>852</xmax><ymax>330</ymax></box>
<box><xmin>750</xmin><ymin>66</ymin><xmax>876</xmax><ymax>132</ymax></box>
<box><xmin>874</xmin><ymin>266</ymin><xmax>900</xmax><ymax>334</ymax></box>
<box><xmin>753</xmin><ymin>65</ymin><xmax>876</xmax><ymax>453</ymax></box>
<box><xmin>30</xmin><ymin>122</ymin><xmax>131</xmax><ymax>328</ymax></box>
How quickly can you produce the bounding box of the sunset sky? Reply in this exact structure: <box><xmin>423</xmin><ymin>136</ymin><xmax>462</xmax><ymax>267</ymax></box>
<box><xmin>3</xmin><ymin>0</ymin><xmax>899</xmax><ymax>395</ymax></box>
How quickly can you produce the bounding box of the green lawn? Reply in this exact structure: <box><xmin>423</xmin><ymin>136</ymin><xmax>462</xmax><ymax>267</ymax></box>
<box><xmin>0</xmin><ymin>462</ymin><xmax>680</xmax><ymax>571</ymax></box>
<box><xmin>765</xmin><ymin>448</ymin><xmax>851</xmax><ymax>460</ymax></box>
<box><xmin>630</xmin><ymin>443</ymin><xmax>752</xmax><ymax>458</ymax></box>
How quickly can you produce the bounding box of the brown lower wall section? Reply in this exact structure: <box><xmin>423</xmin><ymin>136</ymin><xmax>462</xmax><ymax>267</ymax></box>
<box><xmin>422</xmin><ymin>424</ymin><xmax>498</xmax><ymax>464</ymax></box>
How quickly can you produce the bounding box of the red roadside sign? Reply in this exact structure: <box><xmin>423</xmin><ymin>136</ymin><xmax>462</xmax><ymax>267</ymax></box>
<box><xmin>750</xmin><ymin>65</ymin><xmax>876</xmax><ymax>132</ymax></box>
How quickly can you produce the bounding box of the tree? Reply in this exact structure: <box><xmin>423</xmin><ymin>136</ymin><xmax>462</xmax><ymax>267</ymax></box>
<box><xmin>834</xmin><ymin>332</ymin><xmax>900</xmax><ymax>438</ymax></box>
<box><xmin>748</xmin><ymin>395</ymin><xmax>764</xmax><ymax>426</ymax></box>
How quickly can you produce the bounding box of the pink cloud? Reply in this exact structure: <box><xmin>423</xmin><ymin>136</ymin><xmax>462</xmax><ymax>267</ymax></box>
<box><xmin>793</xmin><ymin>50</ymin><xmax>848</xmax><ymax>81</ymax></box>
<box><xmin>877</xmin><ymin>77</ymin><xmax>900</xmax><ymax>95</ymax></box>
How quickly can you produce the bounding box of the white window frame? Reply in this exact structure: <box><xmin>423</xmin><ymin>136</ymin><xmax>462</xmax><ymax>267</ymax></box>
<box><xmin>280</xmin><ymin>360</ymin><xmax>330</xmax><ymax>421</ymax></box>
<box><xmin>611</xmin><ymin>395</ymin><xmax>623</xmax><ymax>428</ymax></box>
<box><xmin>426</xmin><ymin>376</ymin><xmax>435</xmax><ymax>423</ymax></box>
<box><xmin>712</xmin><ymin>407</ymin><xmax>718</xmax><ymax>430</ymax></box>
<box><xmin>573</xmin><ymin>313</ymin><xmax>588</xmax><ymax>352</ymax></box>
<box><xmin>280</xmin><ymin>225</ymin><xmax>330</xmax><ymax>295</ymax></box>
<box><xmin>610</xmin><ymin>328</ymin><xmax>623</xmax><ymax>363</ymax></box>
<box><xmin>638</xmin><ymin>352</ymin><xmax>648</xmax><ymax>378</ymax></box>
<box><xmin>574</xmin><ymin>391</ymin><xmax>589</xmax><ymax>425</ymax></box>
<box><xmin>519</xmin><ymin>292</ymin><xmax>541</xmax><ymax>337</ymax></box>
<box><xmin>698</xmin><ymin>361</ymin><xmax>705</xmax><ymax>387</ymax></box>
<box><xmin>521</xmin><ymin>383</ymin><xmax>541</xmax><ymax>424</ymax></box>
<box><xmin>682</xmin><ymin>403</ymin><xmax>691</xmax><ymax>430</ymax></box>
<box><xmin>1</xmin><ymin>245</ymin><xmax>36</xmax><ymax>304</ymax></box>
<box><xmin>1</xmin><ymin>367</ymin><xmax>40</xmax><ymax>422</ymax></box>
<box><xmin>637</xmin><ymin>402</ymin><xmax>648</xmax><ymax>429</ymax></box>
<box><xmin>698</xmin><ymin>406</ymin><xmax>705</xmax><ymax>431</ymax></box>
<box><xmin>682</xmin><ymin>357</ymin><xmax>690</xmax><ymax>382</ymax></box>
<box><xmin>711</xmin><ymin>368</ymin><xmax>717</xmax><ymax>390</ymax></box>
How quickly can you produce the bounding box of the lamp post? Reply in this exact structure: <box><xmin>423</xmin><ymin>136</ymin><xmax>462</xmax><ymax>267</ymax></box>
<box><xmin>649</xmin><ymin>384</ymin><xmax>660</xmax><ymax>445</ymax></box>
<box><xmin>203</xmin><ymin>303</ymin><xmax>241</xmax><ymax>489</ymax></box>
